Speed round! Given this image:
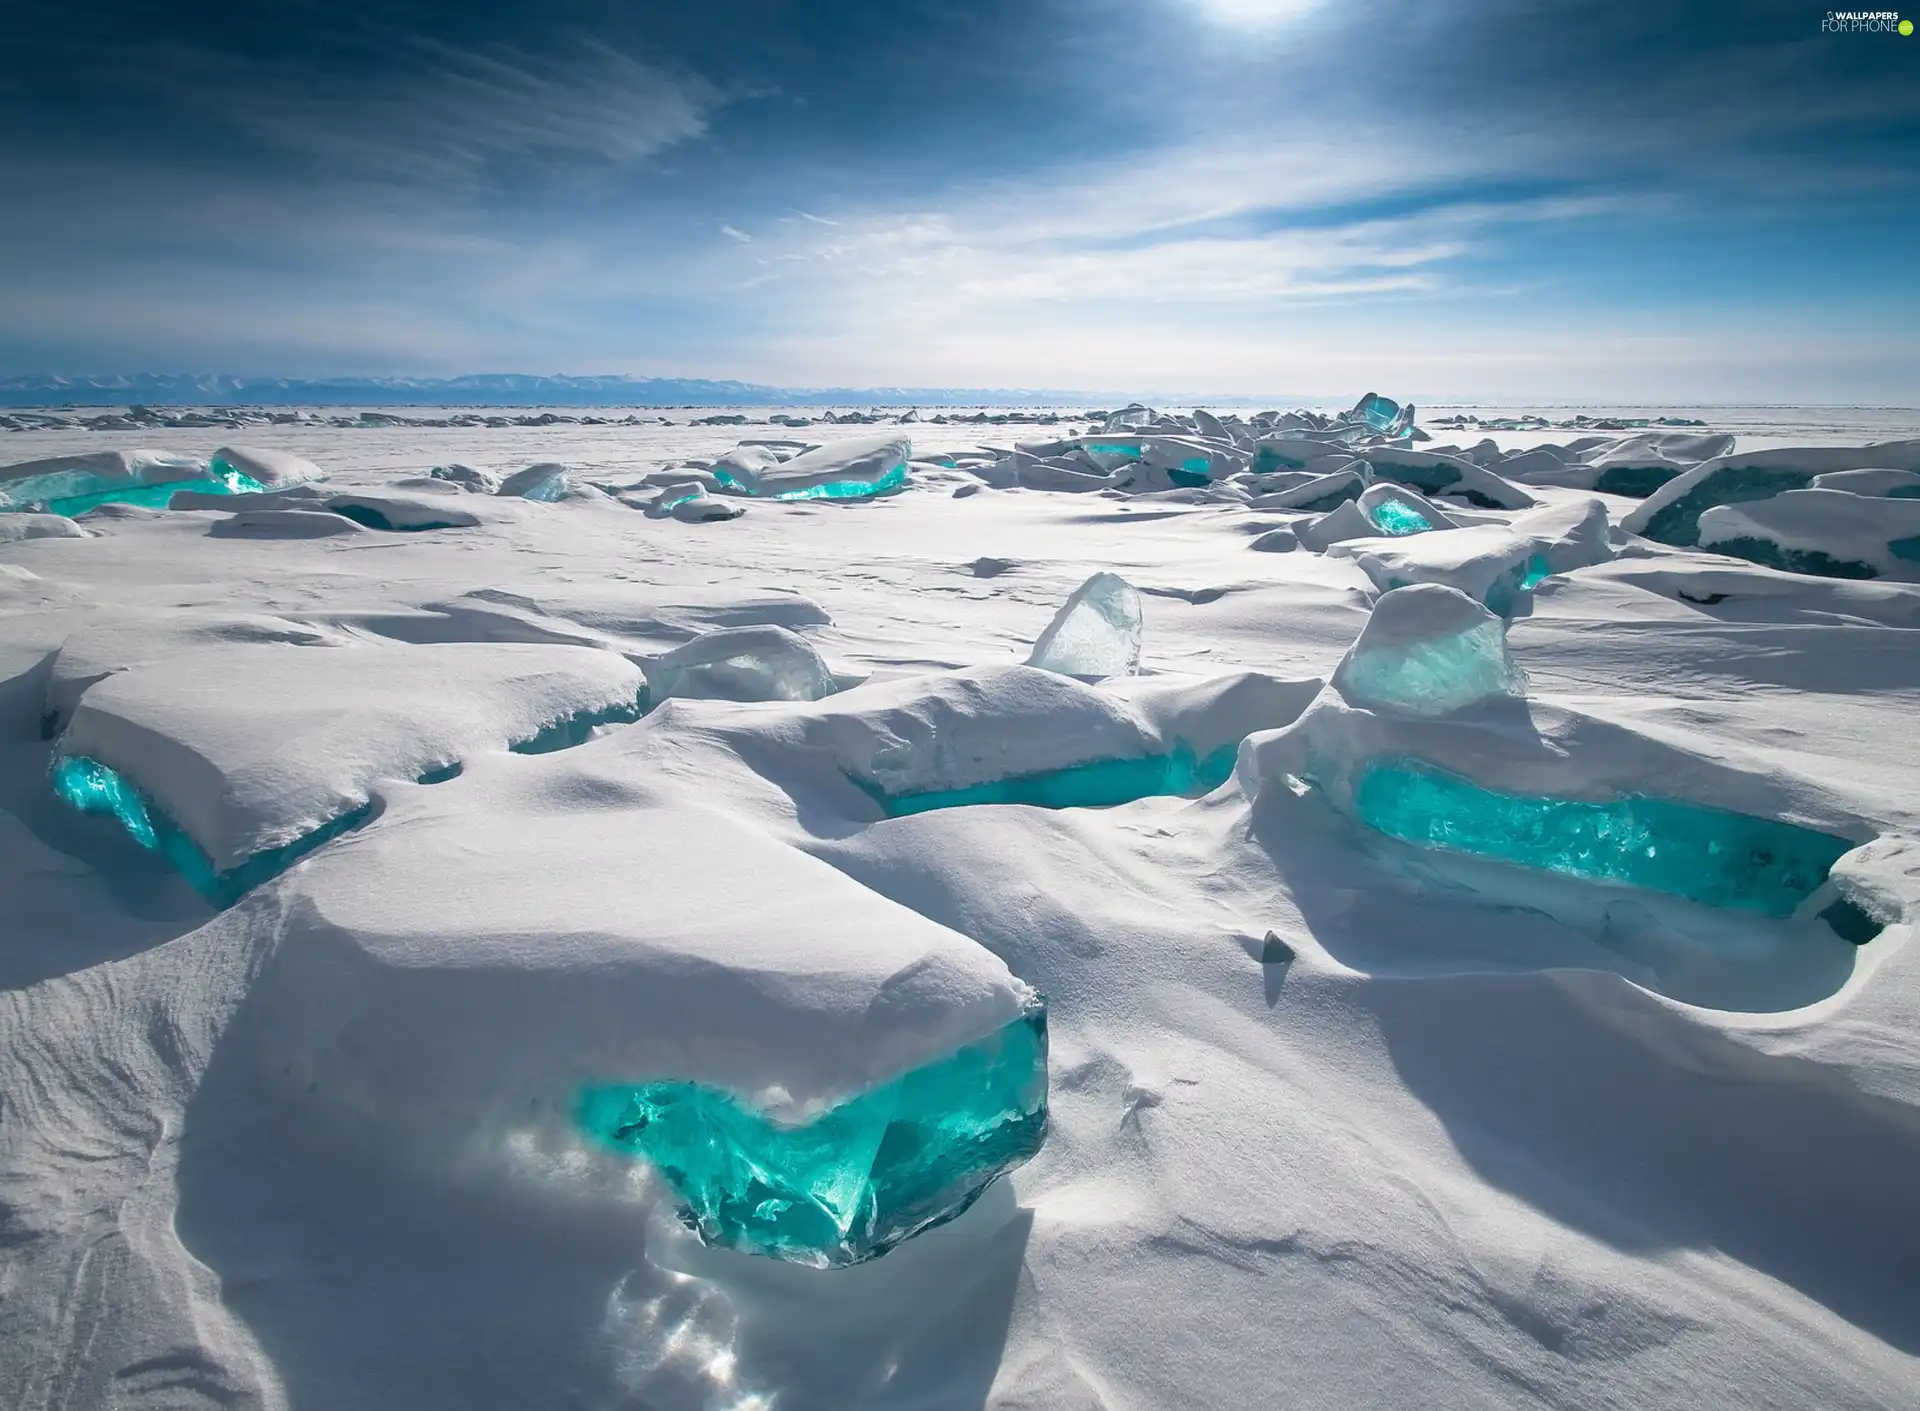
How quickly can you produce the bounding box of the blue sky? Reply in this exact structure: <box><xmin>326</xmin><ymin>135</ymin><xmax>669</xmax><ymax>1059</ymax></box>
<box><xmin>1</xmin><ymin>0</ymin><xmax>1916</xmax><ymax>400</ymax></box>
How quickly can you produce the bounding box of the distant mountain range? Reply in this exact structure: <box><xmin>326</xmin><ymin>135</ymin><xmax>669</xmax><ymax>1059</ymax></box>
<box><xmin>0</xmin><ymin>373</ymin><xmax>1126</xmax><ymax>409</ymax></box>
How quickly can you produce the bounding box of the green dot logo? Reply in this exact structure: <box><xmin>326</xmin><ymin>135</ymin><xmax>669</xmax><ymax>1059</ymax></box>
<box><xmin>1902</xmin><ymin>17</ymin><xmax>1914</xmax><ymax>32</ymax></box>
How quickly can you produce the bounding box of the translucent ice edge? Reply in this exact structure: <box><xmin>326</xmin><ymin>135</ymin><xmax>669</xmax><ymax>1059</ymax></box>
<box><xmin>870</xmin><ymin>740</ymin><xmax>1238</xmax><ymax>817</ymax></box>
<box><xmin>1348</xmin><ymin>756</ymin><xmax>1854</xmax><ymax>919</ymax></box>
<box><xmin>50</xmin><ymin>754</ymin><xmax>371</xmax><ymax>908</ymax></box>
<box><xmin>578</xmin><ymin>995</ymin><xmax>1048</xmax><ymax>1267</ymax></box>
<box><xmin>1339</xmin><ymin>620</ymin><xmax>1524</xmax><ymax>717</ymax></box>
<box><xmin>1366</xmin><ymin>498</ymin><xmax>1433</xmax><ymax>536</ymax></box>
<box><xmin>1381</xmin><ymin>554</ymin><xmax>1548</xmax><ymax>617</ymax></box>
<box><xmin>507</xmin><ymin>691</ymin><xmax>651</xmax><ymax>755</ymax></box>
<box><xmin>713</xmin><ymin>463</ymin><xmax>909</xmax><ymax>501</ymax></box>
<box><xmin>3</xmin><ymin>470</ymin><xmax>269</xmax><ymax>518</ymax></box>
<box><xmin>1640</xmin><ymin>466</ymin><xmax>1812</xmax><ymax>547</ymax></box>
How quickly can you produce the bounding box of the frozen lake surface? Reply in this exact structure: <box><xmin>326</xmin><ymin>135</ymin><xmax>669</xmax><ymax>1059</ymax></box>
<box><xmin>2</xmin><ymin>405</ymin><xmax>1917</xmax><ymax>1411</ymax></box>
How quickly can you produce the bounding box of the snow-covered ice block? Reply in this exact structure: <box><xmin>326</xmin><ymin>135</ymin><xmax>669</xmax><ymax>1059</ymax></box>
<box><xmin>55</xmin><ymin>640</ymin><xmax>645</xmax><ymax>883</ymax></box>
<box><xmin>643</xmin><ymin>625</ymin><xmax>836</xmax><ymax>703</ymax></box>
<box><xmin>1296</xmin><ymin>499</ymin><xmax>1385</xmax><ymax>552</ymax></box>
<box><xmin>429</xmin><ymin>462</ymin><xmax>500</xmax><ymax>493</ymax></box>
<box><xmin>1510</xmin><ymin>432</ymin><xmax>1734</xmax><ymax>496</ymax></box>
<box><xmin>245</xmin><ymin>780</ymin><xmax>1041</xmax><ymax>1264</ymax></box>
<box><xmin>1358</xmin><ymin>483</ymin><xmax>1458</xmax><ymax>536</ymax></box>
<box><xmin>496</xmin><ymin>462</ymin><xmax>572</xmax><ymax>502</ymax></box>
<box><xmin>0</xmin><ymin>448</ymin><xmax>215</xmax><ymax>514</ymax></box>
<box><xmin>1332</xmin><ymin>584</ymin><xmax>1525</xmax><ymax>717</ymax></box>
<box><xmin>715</xmin><ymin>434</ymin><xmax>910</xmax><ymax>500</ymax></box>
<box><xmin>1362</xmin><ymin>449</ymin><xmax>1537</xmax><ymax>510</ymax></box>
<box><xmin>1027</xmin><ymin>571</ymin><xmax>1143</xmax><ymax>679</ymax></box>
<box><xmin>1624</xmin><ymin>440</ymin><xmax>1920</xmax><ymax>546</ymax></box>
<box><xmin>209</xmin><ymin>445</ymin><xmax>326</xmax><ymax>489</ymax></box>
<box><xmin>1246</xmin><ymin>465</ymin><xmax>1367</xmax><ymax>513</ymax></box>
<box><xmin>1331</xmin><ymin>524</ymin><xmax>1544</xmax><ymax>616</ymax></box>
<box><xmin>1808</xmin><ymin>468</ymin><xmax>1920</xmax><ymax>498</ymax></box>
<box><xmin>1509</xmin><ymin>496</ymin><xmax>1614</xmax><ymax>575</ymax></box>
<box><xmin>1698</xmin><ymin>489</ymin><xmax>1920</xmax><ymax>581</ymax></box>
<box><xmin>0</xmin><ymin>513</ymin><xmax>88</xmax><ymax>542</ymax></box>
<box><xmin>324</xmin><ymin>489</ymin><xmax>497</xmax><ymax>531</ymax></box>
<box><xmin>1250</xmin><ymin>437</ymin><xmax>1339</xmax><ymax>473</ymax></box>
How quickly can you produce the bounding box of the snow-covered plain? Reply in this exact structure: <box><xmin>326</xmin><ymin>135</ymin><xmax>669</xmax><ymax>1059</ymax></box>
<box><xmin>3</xmin><ymin>404</ymin><xmax>1919</xmax><ymax>1411</ymax></box>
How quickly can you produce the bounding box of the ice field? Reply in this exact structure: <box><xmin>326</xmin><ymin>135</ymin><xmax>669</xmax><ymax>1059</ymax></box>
<box><xmin>2</xmin><ymin>401</ymin><xmax>1919</xmax><ymax>1411</ymax></box>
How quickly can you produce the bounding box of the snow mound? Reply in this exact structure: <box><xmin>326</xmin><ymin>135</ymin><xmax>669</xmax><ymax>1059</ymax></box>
<box><xmin>1807</xmin><ymin>468</ymin><xmax>1920</xmax><ymax>498</ymax></box>
<box><xmin>0</xmin><ymin>512</ymin><xmax>89</xmax><ymax>541</ymax></box>
<box><xmin>497</xmin><ymin>462</ymin><xmax>571</xmax><ymax>502</ymax></box>
<box><xmin>1699</xmin><ymin>488</ymin><xmax>1920</xmax><ymax>581</ymax></box>
<box><xmin>1332</xmin><ymin>584</ymin><xmax>1525</xmax><ymax>717</ymax></box>
<box><xmin>210</xmin><ymin>445</ymin><xmax>327</xmax><ymax>489</ymax></box>
<box><xmin>245</xmin><ymin>773</ymin><xmax>1035</xmax><ymax>1160</ymax></box>
<box><xmin>1363</xmin><ymin>449</ymin><xmax>1537</xmax><ymax>509</ymax></box>
<box><xmin>56</xmin><ymin>640</ymin><xmax>645</xmax><ymax>873</ymax></box>
<box><xmin>429</xmin><ymin>462</ymin><xmax>500</xmax><ymax>492</ymax></box>
<box><xmin>1330</xmin><ymin>524</ymin><xmax>1544</xmax><ymax>616</ymax></box>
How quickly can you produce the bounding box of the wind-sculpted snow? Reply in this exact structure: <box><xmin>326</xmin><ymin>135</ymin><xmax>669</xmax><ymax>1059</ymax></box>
<box><xmin>1624</xmin><ymin>440</ymin><xmax>1920</xmax><ymax>547</ymax></box>
<box><xmin>1698</xmin><ymin>488</ymin><xmax>1920</xmax><ymax>582</ymax></box>
<box><xmin>3</xmin><ymin>411</ymin><xmax>1920</xmax><ymax>1411</ymax></box>
<box><xmin>579</xmin><ymin>995</ymin><xmax>1047</xmax><ymax>1267</ymax></box>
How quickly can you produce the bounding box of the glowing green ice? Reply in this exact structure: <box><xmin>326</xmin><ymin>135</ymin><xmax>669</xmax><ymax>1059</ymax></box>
<box><xmin>1520</xmin><ymin>554</ymin><xmax>1551</xmax><ymax>589</ymax></box>
<box><xmin>1352</xmin><ymin>757</ymin><xmax>1853</xmax><ymax>917</ymax></box>
<box><xmin>51</xmin><ymin>754</ymin><xmax>371</xmax><ymax>908</ymax></box>
<box><xmin>35</xmin><ymin>470</ymin><xmax>269</xmax><ymax>518</ymax></box>
<box><xmin>1367</xmin><ymin>498</ymin><xmax>1434</xmax><ymax>536</ymax></box>
<box><xmin>713</xmin><ymin>464</ymin><xmax>908</xmax><ymax>501</ymax></box>
<box><xmin>872</xmin><ymin>741</ymin><xmax>1237</xmax><ymax>816</ymax></box>
<box><xmin>578</xmin><ymin>997</ymin><xmax>1048</xmax><ymax>1266</ymax></box>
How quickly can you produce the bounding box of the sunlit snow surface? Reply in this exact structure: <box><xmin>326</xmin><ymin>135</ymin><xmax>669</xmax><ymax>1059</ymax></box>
<box><xmin>2</xmin><ymin>407</ymin><xmax>1919</xmax><ymax>1411</ymax></box>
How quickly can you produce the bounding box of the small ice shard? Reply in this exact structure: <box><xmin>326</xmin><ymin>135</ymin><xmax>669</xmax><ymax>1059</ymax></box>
<box><xmin>429</xmin><ymin>463</ymin><xmax>500</xmax><ymax>493</ymax></box>
<box><xmin>209</xmin><ymin>445</ymin><xmax>326</xmax><ymax>489</ymax></box>
<box><xmin>644</xmin><ymin>625</ymin><xmax>836</xmax><ymax>703</ymax></box>
<box><xmin>577</xmin><ymin>994</ymin><xmax>1048</xmax><ymax>1267</ymax></box>
<box><xmin>714</xmin><ymin>434</ymin><xmax>909</xmax><ymax>500</ymax></box>
<box><xmin>1333</xmin><ymin>584</ymin><xmax>1525</xmax><ymax>717</ymax></box>
<box><xmin>1027</xmin><ymin>572</ymin><xmax>1144</xmax><ymax>679</ymax></box>
<box><xmin>1352</xmin><ymin>758</ymin><xmax>1854</xmax><ymax>918</ymax></box>
<box><xmin>497</xmin><ymin>462</ymin><xmax>572</xmax><ymax>502</ymax></box>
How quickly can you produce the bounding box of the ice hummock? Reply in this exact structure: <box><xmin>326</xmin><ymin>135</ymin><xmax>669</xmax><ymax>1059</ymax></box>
<box><xmin>1330</xmin><ymin>524</ymin><xmax>1544</xmax><ymax>617</ymax></box>
<box><xmin>0</xmin><ymin>448</ymin><xmax>221</xmax><ymax>515</ymax></box>
<box><xmin>1332</xmin><ymin>584</ymin><xmax>1526</xmax><ymax>718</ymax></box>
<box><xmin>643</xmin><ymin>625</ymin><xmax>837</xmax><ymax>703</ymax></box>
<box><xmin>1027</xmin><ymin>571</ymin><xmax>1144</xmax><ymax>678</ymax></box>
<box><xmin>1623</xmin><ymin>440</ymin><xmax>1920</xmax><ymax>546</ymax></box>
<box><xmin>578</xmin><ymin>994</ymin><xmax>1047</xmax><ymax>1267</ymax></box>
<box><xmin>209</xmin><ymin>445</ymin><xmax>326</xmax><ymax>489</ymax></box>
<box><xmin>714</xmin><ymin>434</ymin><xmax>910</xmax><ymax>500</ymax></box>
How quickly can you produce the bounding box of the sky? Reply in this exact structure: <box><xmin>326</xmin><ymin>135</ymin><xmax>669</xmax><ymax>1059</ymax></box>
<box><xmin>1</xmin><ymin>0</ymin><xmax>1916</xmax><ymax>401</ymax></box>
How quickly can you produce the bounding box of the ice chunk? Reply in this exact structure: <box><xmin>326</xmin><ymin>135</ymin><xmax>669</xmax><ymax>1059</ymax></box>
<box><xmin>1359</xmin><ymin>483</ymin><xmax>1457</xmax><ymax>537</ymax></box>
<box><xmin>1349</xmin><ymin>392</ymin><xmax>1415</xmax><ymax>437</ymax></box>
<box><xmin>1509</xmin><ymin>496</ymin><xmax>1614</xmax><ymax>576</ymax></box>
<box><xmin>1697</xmin><ymin>488</ymin><xmax>1920</xmax><ymax>581</ymax></box>
<box><xmin>644</xmin><ymin>482</ymin><xmax>744</xmax><ymax>522</ymax></box>
<box><xmin>1624</xmin><ymin>440</ymin><xmax>1920</xmax><ymax>546</ymax></box>
<box><xmin>578</xmin><ymin>995</ymin><xmax>1047</xmax><ymax>1267</ymax></box>
<box><xmin>1333</xmin><ymin>584</ymin><xmax>1525</xmax><ymax>717</ymax></box>
<box><xmin>1297</xmin><ymin>499</ymin><xmax>1385</xmax><ymax>552</ymax></box>
<box><xmin>1332</xmin><ymin>525</ymin><xmax>1543</xmax><ymax>616</ymax></box>
<box><xmin>644</xmin><ymin>625</ymin><xmax>836</xmax><ymax>703</ymax></box>
<box><xmin>1027</xmin><ymin>572</ymin><xmax>1143</xmax><ymax>679</ymax></box>
<box><xmin>0</xmin><ymin>448</ymin><xmax>241</xmax><ymax>515</ymax></box>
<box><xmin>429</xmin><ymin>463</ymin><xmax>500</xmax><ymax>493</ymax></box>
<box><xmin>209</xmin><ymin>445</ymin><xmax>325</xmax><ymax>489</ymax></box>
<box><xmin>1247</xmin><ymin>464</ymin><xmax>1367</xmax><ymax>513</ymax></box>
<box><xmin>714</xmin><ymin>434</ymin><xmax>910</xmax><ymax>500</ymax></box>
<box><xmin>1352</xmin><ymin>757</ymin><xmax>1853</xmax><ymax>918</ymax></box>
<box><xmin>1363</xmin><ymin>450</ymin><xmax>1537</xmax><ymax>510</ymax></box>
<box><xmin>497</xmin><ymin>462</ymin><xmax>572</xmax><ymax>502</ymax></box>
